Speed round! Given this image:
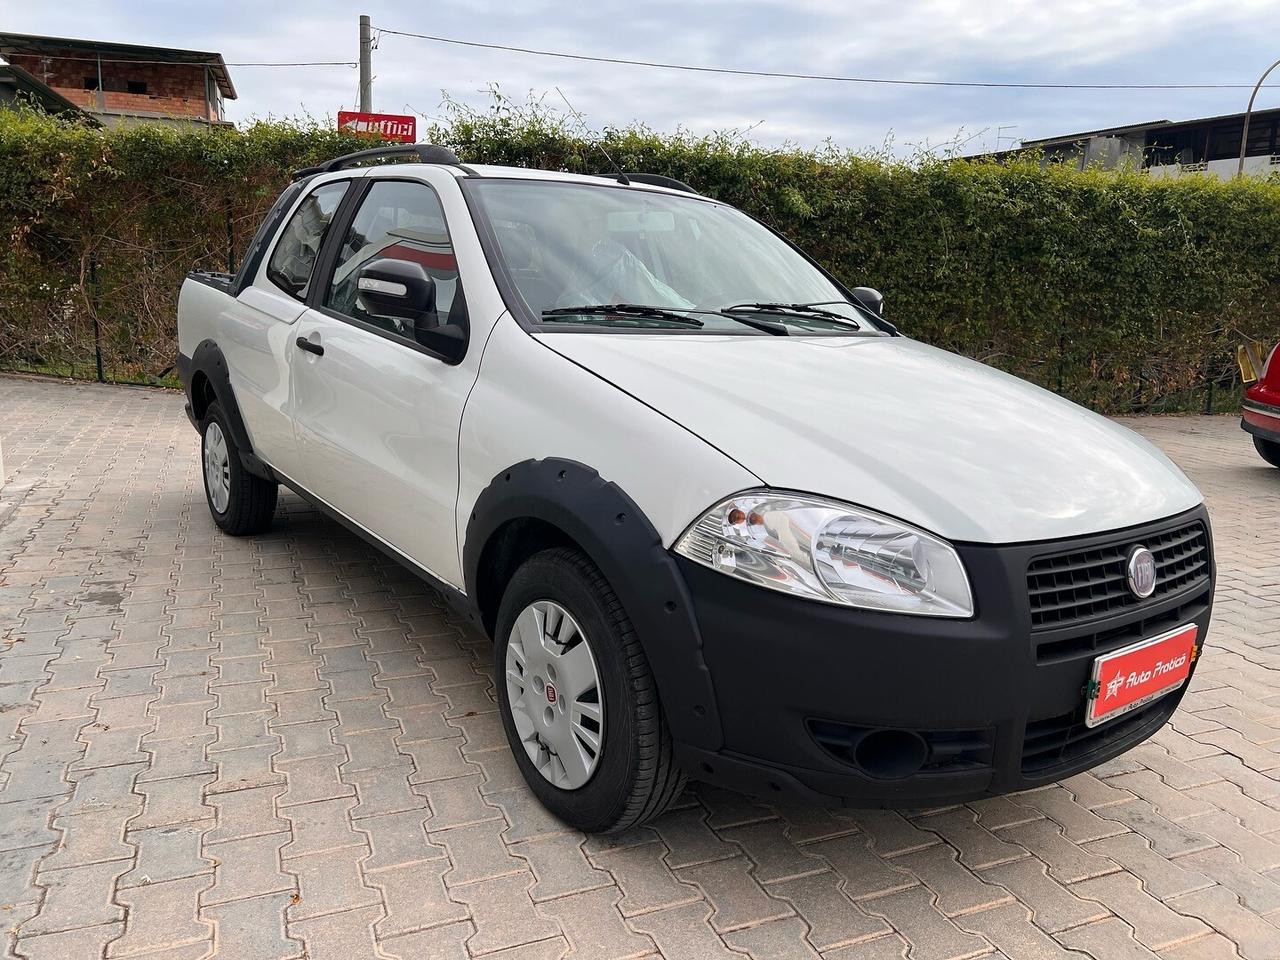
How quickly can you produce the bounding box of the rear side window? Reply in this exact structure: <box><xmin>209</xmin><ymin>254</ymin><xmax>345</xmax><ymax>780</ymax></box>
<box><xmin>266</xmin><ymin>181</ymin><xmax>349</xmax><ymax>300</ymax></box>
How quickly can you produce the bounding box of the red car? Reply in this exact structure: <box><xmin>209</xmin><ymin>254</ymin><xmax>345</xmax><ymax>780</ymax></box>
<box><xmin>1242</xmin><ymin>341</ymin><xmax>1280</xmax><ymax>467</ymax></box>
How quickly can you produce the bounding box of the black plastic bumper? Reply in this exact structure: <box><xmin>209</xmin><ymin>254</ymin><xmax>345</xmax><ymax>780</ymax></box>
<box><xmin>673</xmin><ymin>505</ymin><xmax>1214</xmax><ymax>807</ymax></box>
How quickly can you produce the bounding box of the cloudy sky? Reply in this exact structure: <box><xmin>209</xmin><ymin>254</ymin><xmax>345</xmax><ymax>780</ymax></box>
<box><xmin>8</xmin><ymin>0</ymin><xmax>1280</xmax><ymax>155</ymax></box>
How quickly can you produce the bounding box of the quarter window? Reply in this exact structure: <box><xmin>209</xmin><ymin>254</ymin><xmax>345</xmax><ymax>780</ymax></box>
<box><xmin>266</xmin><ymin>181</ymin><xmax>349</xmax><ymax>300</ymax></box>
<box><xmin>325</xmin><ymin>180</ymin><xmax>465</xmax><ymax>346</ymax></box>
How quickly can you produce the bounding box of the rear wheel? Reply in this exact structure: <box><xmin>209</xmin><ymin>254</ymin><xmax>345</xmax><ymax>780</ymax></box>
<box><xmin>1255</xmin><ymin>436</ymin><xmax>1280</xmax><ymax>468</ymax></box>
<box><xmin>201</xmin><ymin>402</ymin><xmax>278</xmax><ymax>535</ymax></box>
<box><xmin>494</xmin><ymin>548</ymin><xmax>684</xmax><ymax>832</ymax></box>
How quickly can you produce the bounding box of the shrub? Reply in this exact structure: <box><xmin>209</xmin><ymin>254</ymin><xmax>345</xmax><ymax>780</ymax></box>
<box><xmin>0</xmin><ymin>101</ymin><xmax>1275</xmax><ymax>411</ymax></box>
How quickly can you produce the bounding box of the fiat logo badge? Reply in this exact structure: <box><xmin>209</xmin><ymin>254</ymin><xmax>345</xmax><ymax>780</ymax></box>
<box><xmin>1125</xmin><ymin>545</ymin><xmax>1157</xmax><ymax>599</ymax></box>
<box><xmin>545</xmin><ymin>683</ymin><xmax>557</xmax><ymax>705</ymax></box>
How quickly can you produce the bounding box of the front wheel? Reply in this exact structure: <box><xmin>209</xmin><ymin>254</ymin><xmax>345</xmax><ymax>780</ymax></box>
<box><xmin>1255</xmin><ymin>436</ymin><xmax>1280</xmax><ymax>468</ymax></box>
<box><xmin>494</xmin><ymin>548</ymin><xmax>684</xmax><ymax>832</ymax></box>
<box><xmin>201</xmin><ymin>402</ymin><xmax>278</xmax><ymax>535</ymax></box>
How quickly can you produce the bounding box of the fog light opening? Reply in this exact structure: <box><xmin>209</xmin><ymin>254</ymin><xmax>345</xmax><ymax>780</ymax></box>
<box><xmin>854</xmin><ymin>729</ymin><xmax>928</xmax><ymax>779</ymax></box>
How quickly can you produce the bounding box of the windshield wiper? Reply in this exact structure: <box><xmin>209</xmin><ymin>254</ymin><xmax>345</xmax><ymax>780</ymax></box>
<box><xmin>542</xmin><ymin>304</ymin><xmax>704</xmax><ymax>327</ymax></box>
<box><xmin>723</xmin><ymin>302</ymin><xmax>861</xmax><ymax>330</ymax></box>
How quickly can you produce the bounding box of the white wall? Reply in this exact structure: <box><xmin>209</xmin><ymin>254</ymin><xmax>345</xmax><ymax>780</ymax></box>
<box><xmin>1147</xmin><ymin>154</ymin><xmax>1280</xmax><ymax>180</ymax></box>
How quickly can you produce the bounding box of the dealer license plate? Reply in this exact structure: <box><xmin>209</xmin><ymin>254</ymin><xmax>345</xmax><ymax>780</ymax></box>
<box><xmin>1086</xmin><ymin>624</ymin><xmax>1198</xmax><ymax>728</ymax></box>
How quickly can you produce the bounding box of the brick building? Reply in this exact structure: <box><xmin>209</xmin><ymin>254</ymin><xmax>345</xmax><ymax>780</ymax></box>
<box><xmin>0</xmin><ymin>32</ymin><xmax>236</xmax><ymax>128</ymax></box>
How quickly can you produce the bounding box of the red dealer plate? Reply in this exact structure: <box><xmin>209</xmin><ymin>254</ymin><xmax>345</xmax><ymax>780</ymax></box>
<box><xmin>1086</xmin><ymin>624</ymin><xmax>1198</xmax><ymax>728</ymax></box>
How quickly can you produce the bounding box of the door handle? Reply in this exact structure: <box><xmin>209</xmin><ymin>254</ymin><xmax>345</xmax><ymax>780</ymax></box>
<box><xmin>295</xmin><ymin>336</ymin><xmax>324</xmax><ymax>357</ymax></box>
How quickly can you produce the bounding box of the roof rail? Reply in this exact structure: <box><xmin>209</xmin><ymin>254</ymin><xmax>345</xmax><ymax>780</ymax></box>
<box><xmin>292</xmin><ymin>144</ymin><xmax>466</xmax><ymax>181</ymax></box>
<box><xmin>594</xmin><ymin>172</ymin><xmax>700</xmax><ymax>194</ymax></box>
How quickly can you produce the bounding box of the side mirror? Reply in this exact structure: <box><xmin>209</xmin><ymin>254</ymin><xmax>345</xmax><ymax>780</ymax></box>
<box><xmin>852</xmin><ymin>286</ymin><xmax>884</xmax><ymax>317</ymax></box>
<box><xmin>357</xmin><ymin>259</ymin><xmax>436</xmax><ymax>320</ymax></box>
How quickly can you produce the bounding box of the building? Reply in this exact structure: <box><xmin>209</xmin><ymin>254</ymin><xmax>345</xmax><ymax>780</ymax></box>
<box><xmin>0</xmin><ymin>32</ymin><xmax>236</xmax><ymax>128</ymax></box>
<box><xmin>971</xmin><ymin>108</ymin><xmax>1280</xmax><ymax>180</ymax></box>
<box><xmin>0</xmin><ymin>61</ymin><xmax>97</xmax><ymax>122</ymax></box>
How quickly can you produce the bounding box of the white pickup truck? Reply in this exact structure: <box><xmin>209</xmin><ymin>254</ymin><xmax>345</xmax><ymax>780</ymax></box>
<box><xmin>177</xmin><ymin>144</ymin><xmax>1213</xmax><ymax>832</ymax></box>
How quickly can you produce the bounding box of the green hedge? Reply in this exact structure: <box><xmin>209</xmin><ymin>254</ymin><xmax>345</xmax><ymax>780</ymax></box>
<box><xmin>1</xmin><ymin>100</ymin><xmax>1277</xmax><ymax>411</ymax></box>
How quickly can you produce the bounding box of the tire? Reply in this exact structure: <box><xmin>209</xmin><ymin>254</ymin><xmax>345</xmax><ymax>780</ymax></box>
<box><xmin>494</xmin><ymin>547</ymin><xmax>684</xmax><ymax>833</ymax></box>
<box><xmin>1255</xmin><ymin>436</ymin><xmax>1280</xmax><ymax>468</ymax></box>
<box><xmin>200</xmin><ymin>402</ymin><xmax>278</xmax><ymax>536</ymax></box>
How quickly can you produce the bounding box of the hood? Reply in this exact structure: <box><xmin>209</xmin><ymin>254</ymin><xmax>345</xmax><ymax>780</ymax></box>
<box><xmin>536</xmin><ymin>332</ymin><xmax>1203</xmax><ymax>544</ymax></box>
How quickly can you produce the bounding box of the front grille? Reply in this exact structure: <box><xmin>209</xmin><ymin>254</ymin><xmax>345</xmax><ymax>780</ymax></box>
<box><xmin>1021</xmin><ymin>695</ymin><xmax>1178</xmax><ymax>776</ymax></box>
<box><xmin>1027</xmin><ymin>520</ymin><xmax>1209</xmax><ymax>630</ymax></box>
<box><xmin>1034</xmin><ymin>590</ymin><xmax>1209</xmax><ymax>664</ymax></box>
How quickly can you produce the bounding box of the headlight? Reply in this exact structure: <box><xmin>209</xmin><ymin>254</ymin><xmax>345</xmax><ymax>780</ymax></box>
<box><xmin>674</xmin><ymin>491</ymin><xmax>974</xmax><ymax>618</ymax></box>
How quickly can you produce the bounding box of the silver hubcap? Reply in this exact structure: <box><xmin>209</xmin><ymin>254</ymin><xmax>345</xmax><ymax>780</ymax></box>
<box><xmin>505</xmin><ymin>600</ymin><xmax>605</xmax><ymax>790</ymax></box>
<box><xmin>203</xmin><ymin>421</ymin><xmax>231</xmax><ymax>514</ymax></box>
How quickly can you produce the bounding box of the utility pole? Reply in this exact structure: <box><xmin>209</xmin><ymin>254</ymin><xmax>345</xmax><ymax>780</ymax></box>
<box><xmin>358</xmin><ymin>14</ymin><xmax>373</xmax><ymax>112</ymax></box>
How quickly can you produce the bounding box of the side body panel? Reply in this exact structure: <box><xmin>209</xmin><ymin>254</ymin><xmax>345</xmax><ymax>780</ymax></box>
<box><xmin>290</xmin><ymin>167</ymin><xmax>512</xmax><ymax>589</ymax></box>
<box><xmin>212</xmin><ymin>286</ymin><xmax>309</xmax><ymax>479</ymax></box>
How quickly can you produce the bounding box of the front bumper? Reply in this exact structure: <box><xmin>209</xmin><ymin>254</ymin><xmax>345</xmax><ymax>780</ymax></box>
<box><xmin>674</xmin><ymin>505</ymin><xmax>1214</xmax><ymax>806</ymax></box>
<box><xmin>1242</xmin><ymin>397</ymin><xmax>1280</xmax><ymax>444</ymax></box>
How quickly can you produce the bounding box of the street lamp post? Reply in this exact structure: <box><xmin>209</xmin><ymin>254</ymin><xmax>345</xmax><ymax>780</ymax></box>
<box><xmin>1238</xmin><ymin>57</ymin><xmax>1280</xmax><ymax>178</ymax></box>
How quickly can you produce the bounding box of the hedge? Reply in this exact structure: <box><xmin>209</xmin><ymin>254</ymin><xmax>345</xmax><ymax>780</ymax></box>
<box><xmin>2</xmin><ymin>99</ymin><xmax>1278</xmax><ymax>412</ymax></box>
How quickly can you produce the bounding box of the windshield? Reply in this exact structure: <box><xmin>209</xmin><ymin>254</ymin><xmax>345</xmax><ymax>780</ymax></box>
<box><xmin>467</xmin><ymin>179</ymin><xmax>878</xmax><ymax>334</ymax></box>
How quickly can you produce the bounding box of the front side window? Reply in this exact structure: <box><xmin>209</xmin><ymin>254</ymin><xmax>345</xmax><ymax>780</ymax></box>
<box><xmin>325</xmin><ymin>180</ymin><xmax>463</xmax><ymax>346</ymax></box>
<box><xmin>266</xmin><ymin>181</ymin><xmax>349</xmax><ymax>300</ymax></box>
<box><xmin>468</xmin><ymin>179</ymin><xmax>879</xmax><ymax>335</ymax></box>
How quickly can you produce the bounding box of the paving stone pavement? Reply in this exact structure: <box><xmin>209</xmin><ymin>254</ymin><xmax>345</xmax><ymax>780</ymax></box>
<box><xmin>1</xmin><ymin>372</ymin><xmax>1278</xmax><ymax>960</ymax></box>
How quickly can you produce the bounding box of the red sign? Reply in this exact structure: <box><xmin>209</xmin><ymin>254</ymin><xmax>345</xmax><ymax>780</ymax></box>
<box><xmin>338</xmin><ymin>111</ymin><xmax>417</xmax><ymax>143</ymax></box>
<box><xmin>1087</xmin><ymin>624</ymin><xmax>1197</xmax><ymax>727</ymax></box>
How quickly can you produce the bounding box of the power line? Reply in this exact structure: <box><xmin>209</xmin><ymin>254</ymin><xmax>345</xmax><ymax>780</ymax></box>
<box><xmin>376</xmin><ymin>26</ymin><xmax>1274</xmax><ymax>91</ymax></box>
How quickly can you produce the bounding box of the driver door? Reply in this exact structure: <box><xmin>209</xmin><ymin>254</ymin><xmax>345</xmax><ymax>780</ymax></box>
<box><xmin>288</xmin><ymin>175</ymin><xmax>473</xmax><ymax>586</ymax></box>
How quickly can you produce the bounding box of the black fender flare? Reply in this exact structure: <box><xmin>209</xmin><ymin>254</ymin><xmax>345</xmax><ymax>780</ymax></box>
<box><xmin>185</xmin><ymin>339</ymin><xmax>273</xmax><ymax>480</ymax></box>
<box><xmin>463</xmin><ymin>458</ymin><xmax>723</xmax><ymax>751</ymax></box>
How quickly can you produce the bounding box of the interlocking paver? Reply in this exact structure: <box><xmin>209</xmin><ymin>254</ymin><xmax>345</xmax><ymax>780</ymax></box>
<box><xmin>956</xmin><ymin>903</ymin><xmax>1079</xmax><ymax>959</ymax></box>
<box><xmin>368</xmin><ymin>857</ymin><xmax>469</xmax><ymax>939</ymax></box>
<box><xmin>626</xmin><ymin>902</ymin><xmax>743</xmax><ymax>960</ymax></box>
<box><xmin>284</xmin><ymin>846</ymin><xmax>380</xmax><ymax>921</ymax></box>
<box><xmin>449</xmin><ymin>873</ymin><xmax>562</xmax><ymax>956</ymax></box>
<box><xmin>357</xmin><ymin>808</ymin><xmax>444</xmax><ymax>871</ymax></box>
<box><xmin>1168</xmin><ymin>886</ymin><xmax>1280</xmax><ymax>960</ymax></box>
<box><xmin>723</xmin><ymin>915</ymin><xmax>821</xmax><ymax>959</ymax></box>
<box><xmin>591</xmin><ymin>840</ymin><xmax>701</xmax><ymax>917</ymax></box>
<box><xmin>718</xmin><ymin>817</ymin><xmax>828</xmax><ymax>884</ymax></box>
<box><xmin>998</xmin><ymin>818</ymin><xmax>1120</xmax><ymax>884</ymax></box>
<box><xmin>7</xmin><ymin>377</ymin><xmax>1280</xmax><ymax>960</ymax></box>
<box><xmin>892</xmin><ymin>843</ymin><xmax>1012</xmax><ymax>918</ymax></box>
<box><xmin>1176</xmin><ymin>846</ymin><xmax>1280</xmax><ymax>913</ymax></box>
<box><xmin>1072</xmin><ymin>870</ymin><xmax>1211</xmax><ymax>951</ymax></box>
<box><xmin>435</xmin><ymin>817</ymin><xmax>525</xmax><ymax>886</ymax></box>
<box><xmin>537</xmin><ymin>886</ymin><xmax>653</xmax><ymax>958</ymax></box>
<box><xmin>21</xmin><ymin>859</ymin><xmax>130</xmax><ymax>936</ymax></box>
<box><xmin>288</xmin><ymin>904</ymin><xmax>387</xmax><ymax>960</ymax></box>
<box><xmin>978</xmin><ymin>857</ymin><xmax>1108</xmax><ymax>933</ymax></box>
<box><xmin>509</xmin><ymin>833</ymin><xmax>613</xmax><ymax>902</ymax></box>
<box><xmin>765</xmin><ymin>869</ymin><xmax>891</xmax><ymax>951</ymax></box>
<box><xmin>1085</xmin><ymin>833</ymin><xmax>1213</xmax><ymax>900</ymax></box>
<box><xmin>202</xmin><ymin>832</ymin><xmax>293</xmax><ymax>905</ymax></box>
<box><xmin>677</xmin><ymin>855</ymin><xmax>793</xmax><ymax>932</ymax></box>
<box><xmin>857</xmin><ymin>885</ymin><xmax>992</xmax><ymax>960</ymax></box>
<box><xmin>808</xmin><ymin>832</ymin><xmax>916</xmax><ymax>902</ymax></box>
<box><xmin>200</xmin><ymin>891</ymin><xmax>302</xmax><ymax>960</ymax></box>
<box><xmin>110</xmin><ymin>874</ymin><xmax>214</xmax><ymax>957</ymax></box>
<box><xmin>914</xmin><ymin>808</ymin><xmax>1027</xmax><ymax>871</ymax></box>
<box><xmin>14</xmin><ymin>921</ymin><xmax>123</xmax><ymax>960</ymax></box>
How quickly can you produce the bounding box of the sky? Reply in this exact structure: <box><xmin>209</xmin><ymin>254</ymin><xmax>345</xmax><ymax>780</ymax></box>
<box><xmin>7</xmin><ymin>0</ymin><xmax>1280</xmax><ymax>156</ymax></box>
